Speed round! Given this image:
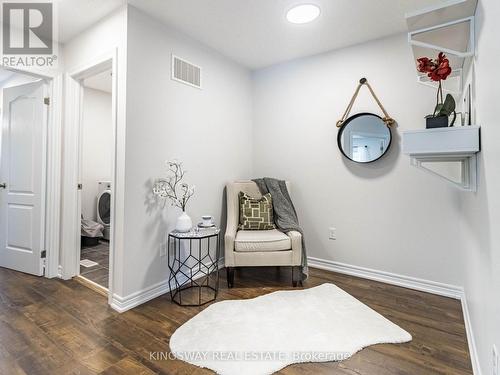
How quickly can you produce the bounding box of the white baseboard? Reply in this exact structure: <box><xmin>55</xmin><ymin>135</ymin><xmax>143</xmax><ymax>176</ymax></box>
<box><xmin>110</xmin><ymin>259</ymin><xmax>225</xmax><ymax>313</ymax></box>
<box><xmin>308</xmin><ymin>256</ymin><xmax>463</xmax><ymax>299</ymax></box>
<box><xmin>111</xmin><ymin>278</ymin><xmax>170</xmax><ymax>313</ymax></box>
<box><xmin>461</xmin><ymin>292</ymin><xmax>481</xmax><ymax>375</ymax></box>
<box><xmin>308</xmin><ymin>256</ymin><xmax>481</xmax><ymax>375</ymax></box>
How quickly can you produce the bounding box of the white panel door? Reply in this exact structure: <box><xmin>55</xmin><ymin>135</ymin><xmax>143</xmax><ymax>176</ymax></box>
<box><xmin>0</xmin><ymin>81</ymin><xmax>47</xmax><ymax>276</ymax></box>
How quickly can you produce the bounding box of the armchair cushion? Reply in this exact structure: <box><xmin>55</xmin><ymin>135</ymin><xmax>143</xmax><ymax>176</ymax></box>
<box><xmin>235</xmin><ymin>229</ymin><xmax>291</xmax><ymax>252</ymax></box>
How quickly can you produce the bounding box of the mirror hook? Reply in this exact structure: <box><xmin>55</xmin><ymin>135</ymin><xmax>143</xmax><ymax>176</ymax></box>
<box><xmin>337</xmin><ymin>78</ymin><xmax>395</xmax><ymax>128</ymax></box>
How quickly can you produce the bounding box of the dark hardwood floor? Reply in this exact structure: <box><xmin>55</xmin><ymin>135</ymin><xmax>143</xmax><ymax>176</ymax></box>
<box><xmin>0</xmin><ymin>266</ymin><xmax>472</xmax><ymax>374</ymax></box>
<box><xmin>80</xmin><ymin>241</ymin><xmax>110</xmax><ymax>288</ymax></box>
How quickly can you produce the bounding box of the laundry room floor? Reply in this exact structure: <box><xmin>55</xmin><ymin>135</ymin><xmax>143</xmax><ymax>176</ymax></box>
<box><xmin>80</xmin><ymin>240</ymin><xmax>109</xmax><ymax>288</ymax></box>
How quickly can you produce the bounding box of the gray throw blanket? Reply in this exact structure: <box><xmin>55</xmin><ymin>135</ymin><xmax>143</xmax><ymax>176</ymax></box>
<box><xmin>253</xmin><ymin>178</ymin><xmax>308</xmax><ymax>280</ymax></box>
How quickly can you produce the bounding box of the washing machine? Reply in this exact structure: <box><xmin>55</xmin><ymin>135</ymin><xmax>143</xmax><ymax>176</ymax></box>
<box><xmin>97</xmin><ymin>181</ymin><xmax>111</xmax><ymax>241</ymax></box>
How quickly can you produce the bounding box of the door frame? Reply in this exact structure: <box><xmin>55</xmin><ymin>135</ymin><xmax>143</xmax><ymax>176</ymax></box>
<box><xmin>60</xmin><ymin>50</ymin><xmax>118</xmax><ymax>302</ymax></box>
<box><xmin>0</xmin><ymin>66</ymin><xmax>63</xmax><ymax>279</ymax></box>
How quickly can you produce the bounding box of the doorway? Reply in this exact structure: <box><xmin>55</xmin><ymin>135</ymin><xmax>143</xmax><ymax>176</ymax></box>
<box><xmin>78</xmin><ymin>69</ymin><xmax>113</xmax><ymax>290</ymax></box>
<box><xmin>61</xmin><ymin>52</ymin><xmax>118</xmax><ymax>303</ymax></box>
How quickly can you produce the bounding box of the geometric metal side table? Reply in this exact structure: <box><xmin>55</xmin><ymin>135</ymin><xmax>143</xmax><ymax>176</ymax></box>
<box><xmin>167</xmin><ymin>228</ymin><xmax>220</xmax><ymax>306</ymax></box>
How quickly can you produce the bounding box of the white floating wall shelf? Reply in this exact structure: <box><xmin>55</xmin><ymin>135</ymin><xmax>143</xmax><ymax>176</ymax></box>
<box><xmin>402</xmin><ymin>126</ymin><xmax>480</xmax><ymax>192</ymax></box>
<box><xmin>406</xmin><ymin>0</ymin><xmax>478</xmax><ymax>94</ymax></box>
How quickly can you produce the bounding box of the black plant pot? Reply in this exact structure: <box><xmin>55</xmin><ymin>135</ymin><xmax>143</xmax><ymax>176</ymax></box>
<box><xmin>426</xmin><ymin>115</ymin><xmax>449</xmax><ymax>129</ymax></box>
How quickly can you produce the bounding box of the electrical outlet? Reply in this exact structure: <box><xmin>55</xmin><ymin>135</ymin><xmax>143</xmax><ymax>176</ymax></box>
<box><xmin>329</xmin><ymin>227</ymin><xmax>336</xmax><ymax>240</ymax></box>
<box><xmin>160</xmin><ymin>243</ymin><xmax>167</xmax><ymax>257</ymax></box>
<box><xmin>493</xmin><ymin>345</ymin><xmax>499</xmax><ymax>375</ymax></box>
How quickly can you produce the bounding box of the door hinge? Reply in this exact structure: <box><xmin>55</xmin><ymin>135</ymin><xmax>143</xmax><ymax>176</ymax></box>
<box><xmin>77</xmin><ymin>183</ymin><xmax>82</xmax><ymax>190</ymax></box>
<box><xmin>44</xmin><ymin>97</ymin><xmax>50</xmax><ymax>105</ymax></box>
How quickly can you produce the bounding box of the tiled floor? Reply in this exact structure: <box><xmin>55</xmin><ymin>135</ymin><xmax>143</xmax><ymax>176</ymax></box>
<box><xmin>80</xmin><ymin>240</ymin><xmax>109</xmax><ymax>288</ymax></box>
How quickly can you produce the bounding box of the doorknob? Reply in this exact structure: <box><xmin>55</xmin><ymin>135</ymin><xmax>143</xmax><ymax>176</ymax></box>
<box><xmin>0</xmin><ymin>183</ymin><xmax>6</xmax><ymax>189</ymax></box>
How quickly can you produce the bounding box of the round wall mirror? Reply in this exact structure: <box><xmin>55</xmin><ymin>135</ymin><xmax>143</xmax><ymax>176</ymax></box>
<box><xmin>337</xmin><ymin>113</ymin><xmax>392</xmax><ymax>163</ymax></box>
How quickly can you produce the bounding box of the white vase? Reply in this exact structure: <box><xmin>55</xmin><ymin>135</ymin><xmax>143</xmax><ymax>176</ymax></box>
<box><xmin>176</xmin><ymin>211</ymin><xmax>192</xmax><ymax>232</ymax></box>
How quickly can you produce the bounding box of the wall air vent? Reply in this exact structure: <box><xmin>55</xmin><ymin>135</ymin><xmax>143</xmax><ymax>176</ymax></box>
<box><xmin>172</xmin><ymin>55</ymin><xmax>202</xmax><ymax>89</ymax></box>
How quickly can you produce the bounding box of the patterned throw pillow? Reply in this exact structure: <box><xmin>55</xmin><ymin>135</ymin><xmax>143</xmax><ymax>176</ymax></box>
<box><xmin>238</xmin><ymin>192</ymin><xmax>276</xmax><ymax>230</ymax></box>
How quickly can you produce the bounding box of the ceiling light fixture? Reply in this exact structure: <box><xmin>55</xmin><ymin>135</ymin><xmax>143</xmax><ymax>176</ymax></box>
<box><xmin>286</xmin><ymin>4</ymin><xmax>321</xmax><ymax>24</ymax></box>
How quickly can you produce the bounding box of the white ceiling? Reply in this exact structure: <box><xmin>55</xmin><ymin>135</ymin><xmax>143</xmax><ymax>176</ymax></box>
<box><xmin>127</xmin><ymin>0</ymin><xmax>451</xmax><ymax>69</ymax></box>
<box><xmin>83</xmin><ymin>69</ymin><xmax>113</xmax><ymax>93</ymax></box>
<box><xmin>59</xmin><ymin>0</ymin><xmax>450</xmax><ymax>69</ymax></box>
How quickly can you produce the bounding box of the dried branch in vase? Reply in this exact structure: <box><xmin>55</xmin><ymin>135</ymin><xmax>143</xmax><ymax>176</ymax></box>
<box><xmin>152</xmin><ymin>160</ymin><xmax>195</xmax><ymax>212</ymax></box>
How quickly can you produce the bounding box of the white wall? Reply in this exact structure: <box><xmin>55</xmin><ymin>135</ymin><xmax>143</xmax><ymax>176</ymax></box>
<box><xmin>63</xmin><ymin>8</ymin><xmax>126</xmax><ymax>70</ymax></box>
<box><xmin>81</xmin><ymin>87</ymin><xmax>112</xmax><ymax>221</ymax></box>
<box><xmin>458</xmin><ymin>0</ymin><xmax>500</xmax><ymax>373</ymax></box>
<box><xmin>252</xmin><ymin>33</ymin><xmax>465</xmax><ymax>286</ymax></box>
<box><xmin>121</xmin><ymin>7</ymin><xmax>253</xmax><ymax>297</ymax></box>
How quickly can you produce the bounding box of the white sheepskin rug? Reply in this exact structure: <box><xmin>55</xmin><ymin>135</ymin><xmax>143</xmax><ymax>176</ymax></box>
<box><xmin>169</xmin><ymin>283</ymin><xmax>411</xmax><ymax>375</ymax></box>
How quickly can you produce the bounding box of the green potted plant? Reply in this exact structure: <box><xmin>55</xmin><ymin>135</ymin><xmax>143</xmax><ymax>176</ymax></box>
<box><xmin>417</xmin><ymin>52</ymin><xmax>456</xmax><ymax>128</ymax></box>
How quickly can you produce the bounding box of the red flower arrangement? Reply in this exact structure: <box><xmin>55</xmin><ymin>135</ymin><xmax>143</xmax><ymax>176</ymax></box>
<box><xmin>416</xmin><ymin>52</ymin><xmax>456</xmax><ymax>127</ymax></box>
<box><xmin>417</xmin><ymin>52</ymin><xmax>452</xmax><ymax>82</ymax></box>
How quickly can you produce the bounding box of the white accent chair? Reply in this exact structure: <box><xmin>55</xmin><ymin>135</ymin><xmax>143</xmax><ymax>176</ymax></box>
<box><xmin>224</xmin><ymin>180</ymin><xmax>302</xmax><ymax>287</ymax></box>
